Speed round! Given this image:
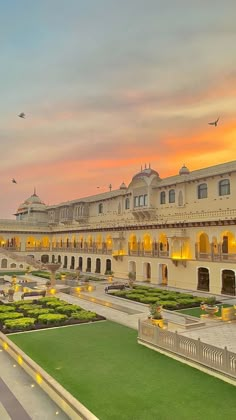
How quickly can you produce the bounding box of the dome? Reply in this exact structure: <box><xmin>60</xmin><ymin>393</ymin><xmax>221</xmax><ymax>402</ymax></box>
<box><xmin>179</xmin><ymin>164</ymin><xmax>190</xmax><ymax>175</ymax></box>
<box><xmin>132</xmin><ymin>165</ymin><xmax>160</xmax><ymax>181</ymax></box>
<box><xmin>119</xmin><ymin>182</ymin><xmax>127</xmax><ymax>190</ymax></box>
<box><xmin>15</xmin><ymin>189</ymin><xmax>46</xmax><ymax>215</ymax></box>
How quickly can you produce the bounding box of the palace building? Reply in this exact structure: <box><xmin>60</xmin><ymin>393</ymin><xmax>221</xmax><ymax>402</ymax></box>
<box><xmin>1</xmin><ymin>160</ymin><xmax>236</xmax><ymax>296</ymax></box>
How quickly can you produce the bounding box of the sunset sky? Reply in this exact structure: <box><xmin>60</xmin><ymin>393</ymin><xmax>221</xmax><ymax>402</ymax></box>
<box><xmin>0</xmin><ymin>1</ymin><xmax>236</xmax><ymax>218</ymax></box>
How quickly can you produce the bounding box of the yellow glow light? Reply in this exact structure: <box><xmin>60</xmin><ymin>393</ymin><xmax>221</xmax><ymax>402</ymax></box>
<box><xmin>50</xmin><ymin>288</ymin><xmax>56</xmax><ymax>295</ymax></box>
<box><xmin>17</xmin><ymin>355</ymin><xmax>23</xmax><ymax>365</ymax></box>
<box><xmin>36</xmin><ymin>373</ymin><xmax>42</xmax><ymax>384</ymax></box>
<box><xmin>3</xmin><ymin>342</ymin><xmax>8</xmax><ymax>350</ymax></box>
<box><xmin>13</xmin><ymin>364</ymin><xmax>16</xmax><ymax>367</ymax></box>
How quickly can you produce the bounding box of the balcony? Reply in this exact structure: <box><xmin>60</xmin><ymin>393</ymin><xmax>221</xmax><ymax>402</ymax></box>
<box><xmin>132</xmin><ymin>206</ymin><xmax>156</xmax><ymax>221</ymax></box>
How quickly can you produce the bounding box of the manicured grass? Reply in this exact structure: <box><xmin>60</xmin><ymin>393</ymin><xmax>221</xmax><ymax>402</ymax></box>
<box><xmin>177</xmin><ymin>304</ymin><xmax>232</xmax><ymax>318</ymax></box>
<box><xmin>10</xmin><ymin>322</ymin><xmax>235</xmax><ymax>420</ymax></box>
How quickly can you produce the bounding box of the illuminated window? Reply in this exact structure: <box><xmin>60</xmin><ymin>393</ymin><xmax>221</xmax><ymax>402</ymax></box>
<box><xmin>219</xmin><ymin>179</ymin><xmax>230</xmax><ymax>196</ymax></box>
<box><xmin>198</xmin><ymin>183</ymin><xmax>208</xmax><ymax>199</ymax></box>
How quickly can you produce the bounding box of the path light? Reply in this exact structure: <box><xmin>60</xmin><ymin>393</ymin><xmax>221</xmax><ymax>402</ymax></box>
<box><xmin>36</xmin><ymin>373</ymin><xmax>42</xmax><ymax>384</ymax></box>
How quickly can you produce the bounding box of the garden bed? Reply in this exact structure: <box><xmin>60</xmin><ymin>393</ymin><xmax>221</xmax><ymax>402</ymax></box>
<box><xmin>109</xmin><ymin>285</ymin><xmax>210</xmax><ymax>310</ymax></box>
<box><xmin>0</xmin><ymin>297</ymin><xmax>105</xmax><ymax>334</ymax></box>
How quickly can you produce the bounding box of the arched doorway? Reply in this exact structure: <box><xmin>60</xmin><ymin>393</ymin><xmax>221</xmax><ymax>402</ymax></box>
<box><xmin>1</xmin><ymin>259</ymin><xmax>7</xmax><ymax>268</ymax></box>
<box><xmin>128</xmin><ymin>261</ymin><xmax>136</xmax><ymax>278</ymax></box>
<box><xmin>222</xmin><ymin>270</ymin><xmax>235</xmax><ymax>295</ymax></box>
<box><xmin>58</xmin><ymin>255</ymin><xmax>61</xmax><ymax>264</ymax></box>
<box><xmin>199</xmin><ymin>233</ymin><xmax>210</xmax><ymax>257</ymax></box>
<box><xmin>41</xmin><ymin>255</ymin><xmax>49</xmax><ymax>264</ymax></box>
<box><xmin>197</xmin><ymin>267</ymin><xmax>209</xmax><ymax>291</ymax></box>
<box><xmin>158</xmin><ymin>264</ymin><xmax>168</xmax><ymax>285</ymax></box>
<box><xmin>52</xmin><ymin>255</ymin><xmax>55</xmax><ymax>263</ymax></box>
<box><xmin>95</xmin><ymin>258</ymin><xmax>101</xmax><ymax>274</ymax></box>
<box><xmin>86</xmin><ymin>258</ymin><xmax>91</xmax><ymax>272</ymax></box>
<box><xmin>105</xmin><ymin>259</ymin><xmax>112</xmax><ymax>273</ymax></box>
<box><xmin>71</xmin><ymin>256</ymin><xmax>75</xmax><ymax>269</ymax></box>
<box><xmin>63</xmin><ymin>256</ymin><xmax>68</xmax><ymax>269</ymax></box>
<box><xmin>143</xmin><ymin>262</ymin><xmax>151</xmax><ymax>281</ymax></box>
<box><xmin>78</xmin><ymin>257</ymin><xmax>83</xmax><ymax>271</ymax></box>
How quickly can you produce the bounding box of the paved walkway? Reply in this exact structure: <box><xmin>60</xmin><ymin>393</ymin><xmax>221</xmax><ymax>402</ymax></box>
<box><xmin>0</xmin><ymin>274</ymin><xmax>236</xmax><ymax>418</ymax></box>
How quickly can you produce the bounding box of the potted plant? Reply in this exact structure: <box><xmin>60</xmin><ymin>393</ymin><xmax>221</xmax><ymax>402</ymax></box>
<box><xmin>203</xmin><ymin>296</ymin><xmax>218</xmax><ymax>318</ymax></box>
<box><xmin>149</xmin><ymin>302</ymin><xmax>164</xmax><ymax>328</ymax></box>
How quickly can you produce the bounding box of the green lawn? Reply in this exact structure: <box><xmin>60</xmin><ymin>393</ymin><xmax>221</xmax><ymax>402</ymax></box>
<box><xmin>10</xmin><ymin>321</ymin><xmax>235</xmax><ymax>420</ymax></box>
<box><xmin>177</xmin><ymin>304</ymin><xmax>231</xmax><ymax>318</ymax></box>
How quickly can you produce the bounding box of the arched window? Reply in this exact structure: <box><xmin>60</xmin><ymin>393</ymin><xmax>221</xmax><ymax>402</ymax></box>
<box><xmin>98</xmin><ymin>203</ymin><xmax>103</xmax><ymax>214</ymax></box>
<box><xmin>160</xmin><ymin>191</ymin><xmax>165</xmax><ymax>205</ymax></box>
<box><xmin>198</xmin><ymin>183</ymin><xmax>208</xmax><ymax>199</ymax></box>
<box><xmin>169</xmin><ymin>189</ymin><xmax>175</xmax><ymax>203</ymax></box>
<box><xmin>219</xmin><ymin>179</ymin><xmax>230</xmax><ymax>196</ymax></box>
<box><xmin>125</xmin><ymin>198</ymin><xmax>130</xmax><ymax>209</ymax></box>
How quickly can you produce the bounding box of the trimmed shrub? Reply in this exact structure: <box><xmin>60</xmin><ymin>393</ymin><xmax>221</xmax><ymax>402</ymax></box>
<box><xmin>38</xmin><ymin>297</ymin><xmax>59</xmax><ymax>304</ymax></box>
<box><xmin>0</xmin><ymin>305</ymin><xmax>16</xmax><ymax>313</ymax></box>
<box><xmin>27</xmin><ymin>308</ymin><xmax>54</xmax><ymax>318</ymax></box>
<box><xmin>71</xmin><ymin>311</ymin><xmax>97</xmax><ymax>320</ymax></box>
<box><xmin>38</xmin><ymin>313</ymin><xmax>68</xmax><ymax>324</ymax></box>
<box><xmin>125</xmin><ymin>293</ymin><xmax>144</xmax><ymax>301</ymax></box>
<box><xmin>112</xmin><ymin>291</ymin><xmax>127</xmax><ymax>297</ymax></box>
<box><xmin>13</xmin><ymin>300</ymin><xmax>34</xmax><ymax>306</ymax></box>
<box><xmin>4</xmin><ymin>317</ymin><xmax>36</xmax><ymax>330</ymax></box>
<box><xmin>160</xmin><ymin>301</ymin><xmax>179</xmax><ymax>310</ymax></box>
<box><xmin>56</xmin><ymin>304</ymin><xmax>82</xmax><ymax>315</ymax></box>
<box><xmin>140</xmin><ymin>296</ymin><xmax>160</xmax><ymax>304</ymax></box>
<box><xmin>45</xmin><ymin>300</ymin><xmax>67</xmax><ymax>308</ymax></box>
<box><xmin>0</xmin><ymin>312</ymin><xmax>24</xmax><ymax>322</ymax></box>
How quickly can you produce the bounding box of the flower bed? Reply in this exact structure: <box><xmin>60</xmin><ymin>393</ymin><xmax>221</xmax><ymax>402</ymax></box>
<box><xmin>110</xmin><ymin>286</ymin><xmax>204</xmax><ymax>310</ymax></box>
<box><xmin>0</xmin><ymin>297</ymin><xmax>105</xmax><ymax>333</ymax></box>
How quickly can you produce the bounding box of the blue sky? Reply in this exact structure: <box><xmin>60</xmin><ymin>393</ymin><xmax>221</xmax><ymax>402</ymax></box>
<box><xmin>0</xmin><ymin>1</ymin><xmax>236</xmax><ymax>217</ymax></box>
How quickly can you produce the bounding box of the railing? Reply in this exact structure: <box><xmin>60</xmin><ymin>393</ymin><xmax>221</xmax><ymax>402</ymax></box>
<box><xmin>129</xmin><ymin>249</ymin><xmax>169</xmax><ymax>258</ymax></box>
<box><xmin>138</xmin><ymin>320</ymin><xmax>236</xmax><ymax>379</ymax></box>
<box><xmin>51</xmin><ymin>246</ymin><xmax>112</xmax><ymax>255</ymax></box>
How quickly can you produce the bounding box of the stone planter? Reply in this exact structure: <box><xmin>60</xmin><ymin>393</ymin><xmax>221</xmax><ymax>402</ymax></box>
<box><xmin>204</xmin><ymin>305</ymin><xmax>219</xmax><ymax>318</ymax></box>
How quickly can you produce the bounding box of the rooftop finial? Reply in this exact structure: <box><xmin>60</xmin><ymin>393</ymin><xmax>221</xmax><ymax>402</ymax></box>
<box><xmin>141</xmin><ymin>165</ymin><xmax>143</xmax><ymax>171</ymax></box>
<box><xmin>149</xmin><ymin>163</ymin><xmax>151</xmax><ymax>169</ymax></box>
<box><xmin>145</xmin><ymin>163</ymin><xmax>147</xmax><ymax>169</ymax></box>
<box><xmin>33</xmin><ymin>187</ymin><xmax>36</xmax><ymax>195</ymax></box>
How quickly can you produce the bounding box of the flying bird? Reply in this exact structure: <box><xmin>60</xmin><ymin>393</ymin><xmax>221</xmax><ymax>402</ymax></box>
<box><xmin>18</xmin><ymin>112</ymin><xmax>26</xmax><ymax>119</ymax></box>
<box><xmin>12</xmin><ymin>178</ymin><xmax>17</xmax><ymax>184</ymax></box>
<box><xmin>208</xmin><ymin>117</ymin><xmax>219</xmax><ymax>127</ymax></box>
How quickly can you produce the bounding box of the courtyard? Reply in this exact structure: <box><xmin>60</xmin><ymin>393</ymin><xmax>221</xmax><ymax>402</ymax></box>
<box><xmin>10</xmin><ymin>321</ymin><xmax>236</xmax><ymax>420</ymax></box>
